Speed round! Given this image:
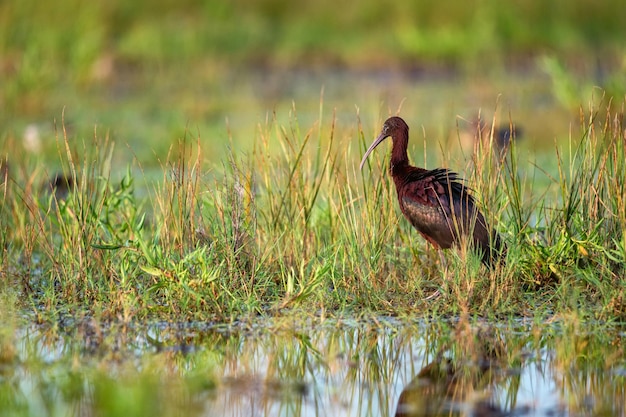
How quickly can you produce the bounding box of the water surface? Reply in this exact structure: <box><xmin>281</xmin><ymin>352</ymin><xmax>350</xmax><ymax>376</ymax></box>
<box><xmin>6</xmin><ymin>315</ymin><xmax>625</xmax><ymax>416</ymax></box>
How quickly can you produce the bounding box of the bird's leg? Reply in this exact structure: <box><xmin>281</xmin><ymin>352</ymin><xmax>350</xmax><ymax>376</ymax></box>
<box><xmin>424</xmin><ymin>250</ymin><xmax>448</xmax><ymax>300</ymax></box>
<box><xmin>423</xmin><ymin>288</ymin><xmax>441</xmax><ymax>300</ymax></box>
<box><xmin>438</xmin><ymin>250</ymin><xmax>450</xmax><ymax>295</ymax></box>
<box><xmin>438</xmin><ymin>250</ymin><xmax>448</xmax><ymax>272</ymax></box>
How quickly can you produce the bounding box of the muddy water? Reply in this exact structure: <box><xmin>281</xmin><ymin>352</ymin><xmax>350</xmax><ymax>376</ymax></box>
<box><xmin>8</xmin><ymin>315</ymin><xmax>625</xmax><ymax>417</ymax></box>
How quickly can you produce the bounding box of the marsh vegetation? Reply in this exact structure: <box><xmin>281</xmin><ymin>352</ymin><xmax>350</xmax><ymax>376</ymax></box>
<box><xmin>2</xmin><ymin>0</ymin><xmax>626</xmax><ymax>415</ymax></box>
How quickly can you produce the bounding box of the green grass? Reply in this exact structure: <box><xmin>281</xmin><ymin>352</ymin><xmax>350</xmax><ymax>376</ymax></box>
<box><xmin>1</xmin><ymin>96</ymin><xmax>625</xmax><ymax>322</ymax></box>
<box><xmin>2</xmin><ymin>0</ymin><xmax>625</xmax><ymax>71</ymax></box>
<box><xmin>2</xmin><ymin>0</ymin><xmax>625</xmax><ymax>130</ymax></box>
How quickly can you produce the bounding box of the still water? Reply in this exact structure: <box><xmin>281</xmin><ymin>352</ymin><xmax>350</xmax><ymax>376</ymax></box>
<box><xmin>8</xmin><ymin>315</ymin><xmax>626</xmax><ymax>416</ymax></box>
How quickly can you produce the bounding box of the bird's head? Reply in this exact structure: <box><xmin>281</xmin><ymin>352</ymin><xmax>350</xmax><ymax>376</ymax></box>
<box><xmin>359</xmin><ymin>116</ymin><xmax>408</xmax><ymax>170</ymax></box>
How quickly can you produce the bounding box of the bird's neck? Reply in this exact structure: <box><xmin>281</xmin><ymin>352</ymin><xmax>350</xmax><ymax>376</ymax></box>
<box><xmin>390</xmin><ymin>133</ymin><xmax>409</xmax><ymax>175</ymax></box>
<box><xmin>390</xmin><ymin>159</ymin><xmax>408</xmax><ymax>177</ymax></box>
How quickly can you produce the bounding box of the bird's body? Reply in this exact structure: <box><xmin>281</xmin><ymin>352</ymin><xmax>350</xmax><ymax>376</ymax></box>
<box><xmin>361</xmin><ymin>116</ymin><xmax>504</xmax><ymax>266</ymax></box>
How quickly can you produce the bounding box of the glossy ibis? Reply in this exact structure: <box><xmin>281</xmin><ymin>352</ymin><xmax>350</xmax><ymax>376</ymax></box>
<box><xmin>360</xmin><ymin>116</ymin><xmax>504</xmax><ymax>267</ymax></box>
<box><xmin>456</xmin><ymin>117</ymin><xmax>523</xmax><ymax>157</ymax></box>
<box><xmin>42</xmin><ymin>172</ymin><xmax>76</xmax><ymax>201</ymax></box>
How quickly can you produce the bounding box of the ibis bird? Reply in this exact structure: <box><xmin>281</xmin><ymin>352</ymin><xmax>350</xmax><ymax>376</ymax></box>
<box><xmin>455</xmin><ymin>117</ymin><xmax>523</xmax><ymax>157</ymax></box>
<box><xmin>360</xmin><ymin>116</ymin><xmax>504</xmax><ymax>267</ymax></box>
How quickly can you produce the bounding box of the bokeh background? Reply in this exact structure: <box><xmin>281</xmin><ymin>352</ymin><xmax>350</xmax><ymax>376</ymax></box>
<box><xmin>2</xmin><ymin>0</ymin><xmax>625</xmax><ymax>171</ymax></box>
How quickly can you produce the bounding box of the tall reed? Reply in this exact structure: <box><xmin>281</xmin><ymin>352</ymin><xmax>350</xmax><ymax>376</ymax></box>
<box><xmin>1</xmin><ymin>97</ymin><xmax>625</xmax><ymax>319</ymax></box>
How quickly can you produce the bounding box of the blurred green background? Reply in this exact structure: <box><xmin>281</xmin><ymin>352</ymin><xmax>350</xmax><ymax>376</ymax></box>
<box><xmin>1</xmin><ymin>0</ymin><xmax>625</xmax><ymax>169</ymax></box>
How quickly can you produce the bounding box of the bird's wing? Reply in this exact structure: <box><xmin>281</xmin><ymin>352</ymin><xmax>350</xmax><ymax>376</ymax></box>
<box><xmin>399</xmin><ymin>169</ymin><xmax>455</xmax><ymax>248</ymax></box>
<box><xmin>403</xmin><ymin>168</ymin><xmax>476</xmax><ymax>215</ymax></box>
<box><xmin>401</xmin><ymin>168</ymin><xmax>504</xmax><ymax>265</ymax></box>
<box><xmin>400</xmin><ymin>168</ymin><xmax>483</xmax><ymax>248</ymax></box>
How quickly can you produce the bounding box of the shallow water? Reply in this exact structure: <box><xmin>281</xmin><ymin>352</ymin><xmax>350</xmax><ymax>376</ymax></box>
<box><xmin>6</xmin><ymin>315</ymin><xmax>625</xmax><ymax>416</ymax></box>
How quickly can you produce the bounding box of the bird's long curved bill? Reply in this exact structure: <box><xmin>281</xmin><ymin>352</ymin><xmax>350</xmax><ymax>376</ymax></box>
<box><xmin>359</xmin><ymin>132</ymin><xmax>388</xmax><ymax>170</ymax></box>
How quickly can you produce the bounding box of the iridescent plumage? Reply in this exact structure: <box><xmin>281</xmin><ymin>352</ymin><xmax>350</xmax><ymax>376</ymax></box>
<box><xmin>360</xmin><ymin>116</ymin><xmax>504</xmax><ymax>266</ymax></box>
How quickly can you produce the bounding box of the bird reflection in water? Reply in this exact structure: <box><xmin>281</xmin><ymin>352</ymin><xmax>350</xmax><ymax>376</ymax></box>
<box><xmin>395</xmin><ymin>325</ymin><xmax>510</xmax><ymax>417</ymax></box>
